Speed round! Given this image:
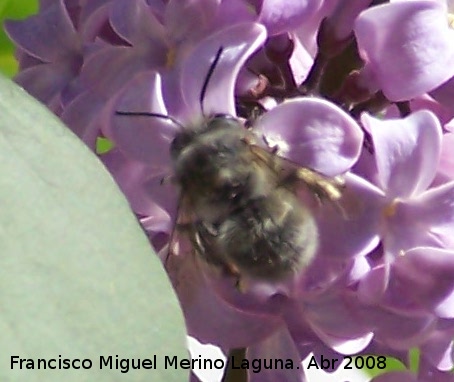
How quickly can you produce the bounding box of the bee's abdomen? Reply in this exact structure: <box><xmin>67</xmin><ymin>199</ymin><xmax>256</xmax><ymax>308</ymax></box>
<box><xmin>216</xmin><ymin>189</ymin><xmax>318</xmax><ymax>281</ymax></box>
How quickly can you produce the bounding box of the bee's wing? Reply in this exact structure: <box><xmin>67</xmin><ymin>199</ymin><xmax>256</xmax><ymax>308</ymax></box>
<box><xmin>248</xmin><ymin>144</ymin><xmax>345</xmax><ymax>202</ymax></box>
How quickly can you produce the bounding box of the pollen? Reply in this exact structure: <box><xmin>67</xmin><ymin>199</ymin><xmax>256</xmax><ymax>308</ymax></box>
<box><xmin>383</xmin><ymin>200</ymin><xmax>398</xmax><ymax>218</ymax></box>
<box><xmin>166</xmin><ymin>48</ymin><xmax>176</xmax><ymax>68</ymax></box>
<box><xmin>448</xmin><ymin>13</ymin><xmax>454</xmax><ymax>29</ymax></box>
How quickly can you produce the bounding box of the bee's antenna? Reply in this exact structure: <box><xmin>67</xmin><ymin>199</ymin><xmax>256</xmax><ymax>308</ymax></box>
<box><xmin>115</xmin><ymin>110</ymin><xmax>185</xmax><ymax>130</ymax></box>
<box><xmin>116</xmin><ymin>46</ymin><xmax>224</xmax><ymax>124</ymax></box>
<box><xmin>200</xmin><ymin>46</ymin><xmax>224</xmax><ymax>117</ymax></box>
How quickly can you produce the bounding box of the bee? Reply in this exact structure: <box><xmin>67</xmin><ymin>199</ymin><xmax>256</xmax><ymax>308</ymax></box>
<box><xmin>116</xmin><ymin>47</ymin><xmax>345</xmax><ymax>287</ymax></box>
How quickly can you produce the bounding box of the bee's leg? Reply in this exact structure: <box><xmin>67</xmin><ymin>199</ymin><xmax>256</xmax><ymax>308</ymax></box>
<box><xmin>294</xmin><ymin>168</ymin><xmax>345</xmax><ymax>202</ymax></box>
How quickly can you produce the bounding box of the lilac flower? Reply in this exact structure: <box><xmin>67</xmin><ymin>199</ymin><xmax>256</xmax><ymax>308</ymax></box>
<box><xmin>4</xmin><ymin>0</ymin><xmax>82</xmax><ymax>111</ymax></box>
<box><xmin>255</xmin><ymin>0</ymin><xmax>322</xmax><ymax>36</ymax></box>
<box><xmin>352</xmin><ymin>111</ymin><xmax>454</xmax><ymax>307</ymax></box>
<box><xmin>106</xmin><ymin>26</ymin><xmax>379</xmax><ymax>356</ymax></box>
<box><xmin>356</xmin><ymin>111</ymin><xmax>452</xmax><ymax>251</ymax></box>
<box><xmin>354</xmin><ymin>0</ymin><xmax>454</xmax><ymax>101</ymax></box>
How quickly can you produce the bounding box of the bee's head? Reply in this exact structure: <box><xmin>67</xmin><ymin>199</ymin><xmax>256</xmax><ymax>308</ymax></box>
<box><xmin>170</xmin><ymin>114</ymin><xmax>243</xmax><ymax>159</ymax></box>
<box><xmin>172</xmin><ymin>118</ymin><xmax>258</xmax><ymax>204</ymax></box>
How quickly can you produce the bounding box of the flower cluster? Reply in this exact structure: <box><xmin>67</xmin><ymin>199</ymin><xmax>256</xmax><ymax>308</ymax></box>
<box><xmin>6</xmin><ymin>0</ymin><xmax>454</xmax><ymax>381</ymax></box>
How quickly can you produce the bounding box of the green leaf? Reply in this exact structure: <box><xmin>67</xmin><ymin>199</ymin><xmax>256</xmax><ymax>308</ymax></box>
<box><xmin>0</xmin><ymin>52</ymin><xmax>17</xmax><ymax>77</ymax></box>
<box><xmin>363</xmin><ymin>355</ymin><xmax>406</xmax><ymax>378</ymax></box>
<box><xmin>0</xmin><ymin>0</ymin><xmax>11</xmax><ymax>16</ymax></box>
<box><xmin>96</xmin><ymin>137</ymin><xmax>115</xmax><ymax>155</ymax></box>
<box><xmin>0</xmin><ymin>75</ymin><xmax>188</xmax><ymax>381</ymax></box>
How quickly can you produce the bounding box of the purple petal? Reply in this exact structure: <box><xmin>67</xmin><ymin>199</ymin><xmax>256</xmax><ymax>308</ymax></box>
<box><xmin>378</xmin><ymin>247</ymin><xmax>454</xmax><ymax>316</ymax></box>
<box><xmin>142</xmin><ymin>171</ymin><xmax>178</xmax><ymax>221</ymax></box>
<box><xmin>194</xmin><ymin>258</ymin><xmax>295</xmax><ymax>317</ymax></box>
<box><xmin>105</xmin><ymin>71</ymin><xmax>179</xmax><ymax>167</ymax></box>
<box><xmin>302</xmin><ymin>289</ymin><xmax>374</xmax><ymax>354</ymax></box>
<box><xmin>77</xmin><ymin>44</ymin><xmax>166</xmax><ymax>96</ymax></box>
<box><xmin>390</xmin><ymin>181</ymin><xmax>454</xmax><ymax>252</ymax></box>
<box><xmin>258</xmin><ymin>0</ymin><xmax>322</xmax><ymax>35</ymax></box>
<box><xmin>282</xmin><ymin>300</ymin><xmax>319</xmax><ymax>351</ymax></box>
<box><xmin>145</xmin><ymin>0</ymin><xmax>166</xmax><ymax>18</ymax></box>
<box><xmin>165</xmin><ymin>243</ymin><xmax>282</xmax><ymax>349</ymax></box>
<box><xmin>12</xmin><ymin>50</ymin><xmax>43</xmax><ymax>71</ymax></box>
<box><xmin>431</xmin><ymin>76</ymin><xmax>454</xmax><ymax>117</ymax></box>
<box><xmin>160</xmin><ymin>67</ymin><xmax>187</xmax><ymax>119</ymax></box>
<box><xmin>61</xmin><ymin>90</ymin><xmax>104</xmax><ymax>146</ymax></box>
<box><xmin>315</xmin><ymin>173</ymin><xmax>383</xmax><ymax>261</ymax></box>
<box><xmin>359</xmin><ymin>305</ymin><xmax>436</xmax><ymax>349</ymax></box>
<box><xmin>409</xmin><ymin>95</ymin><xmax>454</xmax><ymax>127</ymax></box>
<box><xmin>354</xmin><ymin>0</ymin><xmax>454</xmax><ymax>101</ymax></box>
<box><xmin>435</xmin><ymin>290</ymin><xmax>454</xmax><ymax>319</ymax></box>
<box><xmin>180</xmin><ymin>22</ymin><xmax>267</xmax><ymax>120</ymax></box>
<box><xmin>100</xmin><ymin>148</ymin><xmax>173</xmax><ymax>226</ymax></box>
<box><xmin>358</xmin><ymin>264</ymin><xmax>390</xmax><ymax>304</ymax></box>
<box><xmin>324</xmin><ymin>0</ymin><xmax>372</xmax><ymax>41</ymax></box>
<box><xmin>362</xmin><ymin>110</ymin><xmax>442</xmax><ymax>199</ymax></box>
<box><xmin>109</xmin><ymin>0</ymin><xmax>166</xmax><ymax>45</ymax></box>
<box><xmin>80</xmin><ymin>0</ymin><xmax>111</xmax><ymax>24</ymax></box>
<box><xmin>353</xmin><ymin>144</ymin><xmax>380</xmax><ymax>187</ymax></box>
<box><xmin>420</xmin><ymin>330</ymin><xmax>454</xmax><ymax>371</ymax></box>
<box><xmin>79</xmin><ymin>0</ymin><xmax>127</xmax><ymax>44</ymax></box>
<box><xmin>289</xmin><ymin>36</ymin><xmax>314</xmax><ymax>85</ymax></box>
<box><xmin>347</xmin><ymin>255</ymin><xmax>371</xmax><ymax>284</ymax></box>
<box><xmin>165</xmin><ymin>0</ymin><xmax>220</xmax><ymax>43</ymax></box>
<box><xmin>4</xmin><ymin>0</ymin><xmax>80</xmax><ymax>62</ymax></box>
<box><xmin>299</xmin><ymin>256</ymin><xmax>360</xmax><ymax>294</ymax></box>
<box><xmin>14</xmin><ymin>61</ymin><xmax>78</xmax><ymax>105</ymax></box>
<box><xmin>256</xmin><ymin>98</ymin><xmax>364</xmax><ymax>176</ymax></box>
<box><xmin>39</xmin><ymin>0</ymin><xmax>59</xmax><ymax>9</ymax></box>
<box><xmin>139</xmin><ymin>209</ymin><xmax>170</xmax><ymax>235</ymax></box>
<box><xmin>293</xmin><ymin>0</ymin><xmax>337</xmax><ymax>56</ymax></box>
<box><xmin>418</xmin><ymin>357</ymin><xmax>454</xmax><ymax>382</ymax></box>
<box><xmin>247</xmin><ymin>326</ymin><xmax>306</xmax><ymax>382</ymax></box>
<box><xmin>215</xmin><ymin>0</ymin><xmax>258</xmax><ymax>28</ymax></box>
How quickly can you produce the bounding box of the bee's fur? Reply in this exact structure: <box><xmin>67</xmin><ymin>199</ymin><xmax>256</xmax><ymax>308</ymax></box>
<box><xmin>171</xmin><ymin>116</ymin><xmax>342</xmax><ymax>283</ymax></box>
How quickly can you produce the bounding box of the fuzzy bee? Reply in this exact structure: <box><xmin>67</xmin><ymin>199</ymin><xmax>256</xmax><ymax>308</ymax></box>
<box><xmin>116</xmin><ymin>47</ymin><xmax>345</xmax><ymax>286</ymax></box>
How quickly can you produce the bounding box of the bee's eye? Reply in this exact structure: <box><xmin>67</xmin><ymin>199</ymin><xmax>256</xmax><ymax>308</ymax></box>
<box><xmin>170</xmin><ymin>132</ymin><xmax>194</xmax><ymax>157</ymax></box>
